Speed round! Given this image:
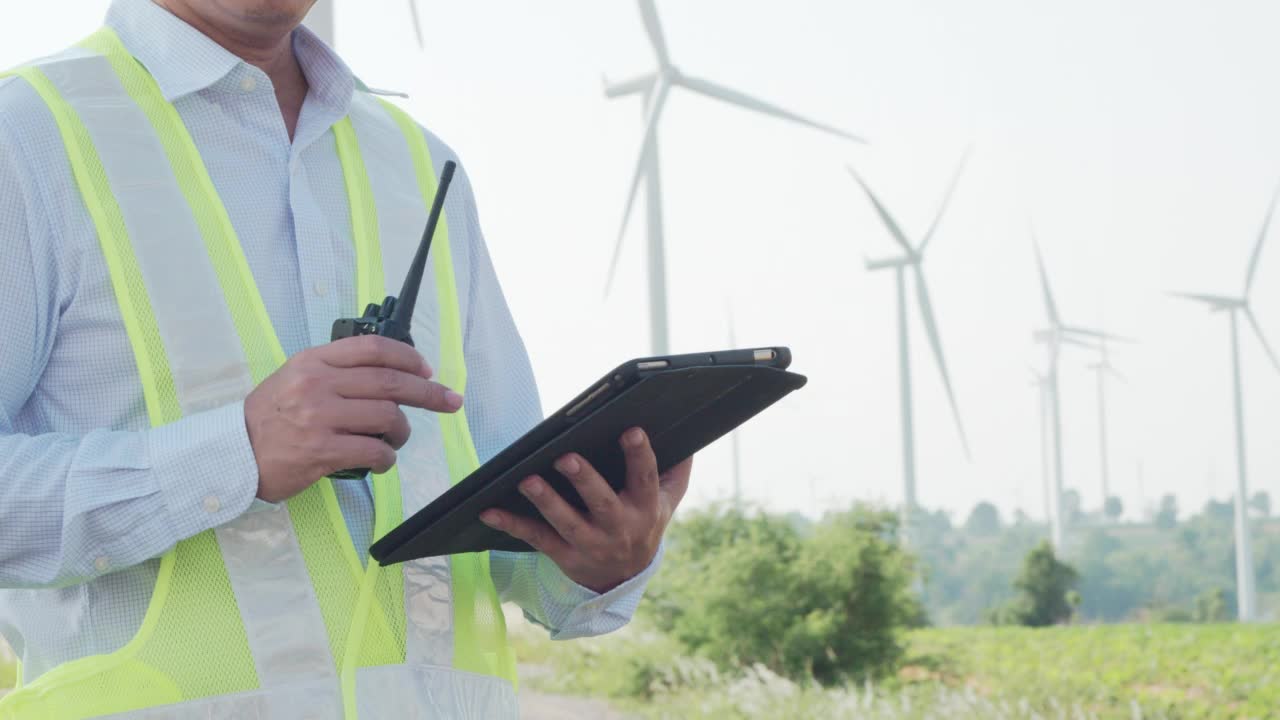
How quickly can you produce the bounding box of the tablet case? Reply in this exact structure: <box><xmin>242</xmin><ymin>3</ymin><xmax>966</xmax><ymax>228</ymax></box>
<box><xmin>370</xmin><ymin>362</ymin><xmax>807</xmax><ymax>563</ymax></box>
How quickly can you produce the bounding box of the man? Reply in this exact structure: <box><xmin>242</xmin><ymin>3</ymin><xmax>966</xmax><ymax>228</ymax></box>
<box><xmin>0</xmin><ymin>0</ymin><xmax>692</xmax><ymax>717</ymax></box>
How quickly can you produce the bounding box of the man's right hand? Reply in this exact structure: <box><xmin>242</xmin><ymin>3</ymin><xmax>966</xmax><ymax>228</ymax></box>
<box><xmin>244</xmin><ymin>335</ymin><xmax>463</xmax><ymax>503</ymax></box>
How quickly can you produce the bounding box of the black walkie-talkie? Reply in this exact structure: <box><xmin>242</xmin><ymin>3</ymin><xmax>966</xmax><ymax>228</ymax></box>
<box><xmin>328</xmin><ymin>160</ymin><xmax>457</xmax><ymax>480</ymax></box>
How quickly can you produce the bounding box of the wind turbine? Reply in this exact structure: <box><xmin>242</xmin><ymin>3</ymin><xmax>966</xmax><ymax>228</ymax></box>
<box><xmin>603</xmin><ymin>0</ymin><xmax>864</xmax><ymax>355</ymax></box>
<box><xmin>1171</xmin><ymin>183</ymin><xmax>1280</xmax><ymax>623</ymax></box>
<box><xmin>305</xmin><ymin>2</ymin><xmax>424</xmax><ymax>48</ymax></box>
<box><xmin>1030</xmin><ymin>366</ymin><xmax>1053</xmax><ymax>533</ymax></box>
<box><xmin>847</xmin><ymin>152</ymin><xmax>970</xmax><ymax>517</ymax></box>
<box><xmin>1032</xmin><ymin>240</ymin><xmax>1119</xmax><ymax>548</ymax></box>
<box><xmin>1086</xmin><ymin>339</ymin><xmax>1126</xmax><ymax>509</ymax></box>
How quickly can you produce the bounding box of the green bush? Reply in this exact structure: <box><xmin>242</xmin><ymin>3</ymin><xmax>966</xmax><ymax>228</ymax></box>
<box><xmin>1192</xmin><ymin>587</ymin><xmax>1230</xmax><ymax>623</ymax></box>
<box><xmin>989</xmin><ymin>541</ymin><xmax>1079</xmax><ymax>627</ymax></box>
<box><xmin>644</xmin><ymin>505</ymin><xmax>920</xmax><ymax>685</ymax></box>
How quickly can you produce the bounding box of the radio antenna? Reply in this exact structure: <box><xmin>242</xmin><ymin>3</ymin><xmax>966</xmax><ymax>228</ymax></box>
<box><xmin>388</xmin><ymin>160</ymin><xmax>457</xmax><ymax>336</ymax></box>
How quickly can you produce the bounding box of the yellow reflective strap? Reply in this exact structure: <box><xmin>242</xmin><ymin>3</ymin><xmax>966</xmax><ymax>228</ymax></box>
<box><xmin>82</xmin><ymin>26</ymin><xmax>416</xmax><ymax>672</ymax></box>
<box><xmin>334</xmin><ymin>118</ymin><xmax>383</xmax><ymax>317</ymax></box>
<box><xmin>78</xmin><ymin>28</ymin><xmax>285</xmax><ymax>382</ymax></box>
<box><xmin>378</xmin><ymin>98</ymin><xmax>516</xmax><ymax>688</ymax></box>
<box><xmin>332</xmin><ymin>117</ymin><xmax>405</xmax><ymax>540</ymax></box>
<box><xmin>332</xmin><ymin>119</ymin><xmax>407</xmax><ymax>720</ymax></box>
<box><xmin>341</xmin><ymin>562</ymin><xmax>381</xmax><ymax>720</ymax></box>
<box><xmin>0</xmin><ymin>65</ymin><xmax>176</xmax><ymax>428</ymax></box>
<box><xmin>374</xmin><ymin>103</ymin><xmax>466</xmax><ymax>396</ymax></box>
<box><xmin>0</xmin><ymin>62</ymin><xmax>230</xmax><ymax>718</ymax></box>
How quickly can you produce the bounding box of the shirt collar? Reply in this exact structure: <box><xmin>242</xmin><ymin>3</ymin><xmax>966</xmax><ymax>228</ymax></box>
<box><xmin>104</xmin><ymin>0</ymin><xmax>360</xmax><ymax>117</ymax></box>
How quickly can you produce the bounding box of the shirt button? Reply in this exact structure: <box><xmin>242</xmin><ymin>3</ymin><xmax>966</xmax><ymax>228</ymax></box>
<box><xmin>95</xmin><ymin>556</ymin><xmax>110</xmax><ymax>573</ymax></box>
<box><xmin>202</xmin><ymin>495</ymin><xmax>222</xmax><ymax>514</ymax></box>
<box><xmin>240</xmin><ymin>75</ymin><xmax>257</xmax><ymax>93</ymax></box>
<box><xmin>313</xmin><ymin>280</ymin><xmax>328</xmax><ymax>297</ymax></box>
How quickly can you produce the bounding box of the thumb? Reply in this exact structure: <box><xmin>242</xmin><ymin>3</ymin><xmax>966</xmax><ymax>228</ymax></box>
<box><xmin>658</xmin><ymin>457</ymin><xmax>692</xmax><ymax>518</ymax></box>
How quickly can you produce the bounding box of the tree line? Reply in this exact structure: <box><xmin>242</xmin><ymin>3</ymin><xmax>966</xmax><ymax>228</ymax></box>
<box><xmin>913</xmin><ymin>493</ymin><xmax>1277</xmax><ymax>624</ymax></box>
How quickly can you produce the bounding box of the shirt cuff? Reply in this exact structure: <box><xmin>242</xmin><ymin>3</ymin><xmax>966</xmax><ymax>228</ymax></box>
<box><xmin>532</xmin><ymin>540</ymin><xmax>665</xmax><ymax>640</ymax></box>
<box><xmin>148</xmin><ymin>401</ymin><xmax>261</xmax><ymax>541</ymax></box>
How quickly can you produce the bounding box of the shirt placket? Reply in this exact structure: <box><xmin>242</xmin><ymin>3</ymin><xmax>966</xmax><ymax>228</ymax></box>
<box><xmin>288</xmin><ymin>160</ymin><xmax>344</xmax><ymax>350</ymax></box>
<box><xmin>287</xmin><ymin>109</ymin><xmax>376</xmax><ymax>507</ymax></box>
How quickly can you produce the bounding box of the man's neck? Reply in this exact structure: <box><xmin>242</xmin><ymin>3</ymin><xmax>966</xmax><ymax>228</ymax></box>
<box><xmin>154</xmin><ymin>1</ymin><xmax>310</xmax><ymax>140</ymax></box>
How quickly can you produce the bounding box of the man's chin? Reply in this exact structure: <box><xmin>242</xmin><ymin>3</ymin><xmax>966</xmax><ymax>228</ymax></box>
<box><xmin>218</xmin><ymin>0</ymin><xmax>316</xmax><ymax>30</ymax></box>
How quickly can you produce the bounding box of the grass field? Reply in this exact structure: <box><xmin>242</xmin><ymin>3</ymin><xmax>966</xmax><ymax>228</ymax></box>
<box><xmin>508</xmin><ymin>619</ymin><xmax>1280</xmax><ymax>719</ymax></box>
<box><xmin>2</xmin><ymin>621</ymin><xmax>1271</xmax><ymax>717</ymax></box>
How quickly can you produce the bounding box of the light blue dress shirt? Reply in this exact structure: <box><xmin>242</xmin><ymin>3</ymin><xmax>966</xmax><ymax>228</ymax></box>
<box><xmin>0</xmin><ymin>0</ymin><xmax>657</xmax><ymax>682</ymax></box>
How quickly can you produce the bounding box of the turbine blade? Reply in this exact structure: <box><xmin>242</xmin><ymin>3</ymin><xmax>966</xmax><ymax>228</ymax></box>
<box><xmin>1245</xmin><ymin>307</ymin><xmax>1280</xmax><ymax>375</ymax></box>
<box><xmin>1061</xmin><ymin>325</ymin><xmax>1132</xmax><ymax>343</ymax></box>
<box><xmin>1246</xmin><ymin>182</ymin><xmax>1280</xmax><ymax>296</ymax></box>
<box><xmin>638</xmin><ymin>0</ymin><xmax>672</xmax><ymax>68</ymax></box>
<box><xmin>846</xmin><ymin>165</ymin><xmax>914</xmax><ymax>254</ymax></box>
<box><xmin>1168</xmin><ymin>291</ymin><xmax>1240</xmax><ymax>308</ymax></box>
<box><xmin>1032</xmin><ymin>240</ymin><xmax>1061</xmax><ymax>326</ymax></box>
<box><xmin>675</xmin><ymin>73</ymin><xmax>866</xmax><ymax>143</ymax></box>
<box><xmin>605</xmin><ymin>79</ymin><xmax>671</xmax><ymax>297</ymax></box>
<box><xmin>603</xmin><ymin>72</ymin><xmax>656</xmax><ymax>99</ymax></box>
<box><xmin>1061</xmin><ymin>335</ymin><xmax>1099</xmax><ymax>350</ymax></box>
<box><xmin>408</xmin><ymin>0</ymin><xmax>423</xmax><ymax>48</ymax></box>
<box><xmin>912</xmin><ymin>265</ymin><xmax>969</xmax><ymax>458</ymax></box>
<box><xmin>918</xmin><ymin>146</ymin><xmax>971</xmax><ymax>253</ymax></box>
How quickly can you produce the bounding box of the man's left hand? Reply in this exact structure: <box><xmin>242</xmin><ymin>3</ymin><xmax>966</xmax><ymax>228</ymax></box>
<box><xmin>478</xmin><ymin>427</ymin><xmax>691</xmax><ymax>593</ymax></box>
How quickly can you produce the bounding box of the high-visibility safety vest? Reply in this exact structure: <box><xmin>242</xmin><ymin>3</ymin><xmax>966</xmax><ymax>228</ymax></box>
<box><xmin>0</xmin><ymin>28</ymin><xmax>518</xmax><ymax>720</ymax></box>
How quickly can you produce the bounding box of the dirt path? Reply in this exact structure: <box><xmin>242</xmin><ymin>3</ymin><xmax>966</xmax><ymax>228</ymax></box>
<box><xmin>518</xmin><ymin>663</ymin><xmax>636</xmax><ymax>719</ymax></box>
<box><xmin>519</xmin><ymin>689</ymin><xmax>635</xmax><ymax>719</ymax></box>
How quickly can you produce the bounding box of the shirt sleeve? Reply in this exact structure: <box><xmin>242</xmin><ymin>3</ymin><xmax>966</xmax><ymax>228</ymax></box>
<box><xmin>449</xmin><ymin>157</ymin><xmax>660</xmax><ymax>638</ymax></box>
<box><xmin>488</xmin><ymin>542</ymin><xmax>664</xmax><ymax>640</ymax></box>
<box><xmin>0</xmin><ymin>95</ymin><xmax>262</xmax><ymax>590</ymax></box>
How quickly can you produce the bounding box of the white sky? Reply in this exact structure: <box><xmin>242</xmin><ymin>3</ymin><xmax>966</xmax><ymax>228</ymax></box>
<box><xmin>6</xmin><ymin>1</ymin><xmax>1280</xmax><ymax>525</ymax></box>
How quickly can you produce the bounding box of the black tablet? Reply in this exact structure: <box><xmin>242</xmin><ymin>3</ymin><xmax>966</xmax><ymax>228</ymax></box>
<box><xmin>369</xmin><ymin>347</ymin><xmax>807</xmax><ymax>564</ymax></box>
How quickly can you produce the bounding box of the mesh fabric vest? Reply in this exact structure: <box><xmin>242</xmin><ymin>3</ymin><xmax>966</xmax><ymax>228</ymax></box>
<box><xmin>0</xmin><ymin>28</ymin><xmax>517</xmax><ymax>720</ymax></box>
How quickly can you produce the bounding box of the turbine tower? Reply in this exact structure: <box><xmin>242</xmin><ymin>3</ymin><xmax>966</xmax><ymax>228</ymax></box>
<box><xmin>1030</xmin><ymin>366</ymin><xmax>1053</xmax><ymax>532</ymax></box>
<box><xmin>1172</xmin><ymin>183</ymin><xmax>1280</xmax><ymax>623</ymax></box>
<box><xmin>1032</xmin><ymin>241</ymin><xmax>1119</xmax><ymax>548</ymax></box>
<box><xmin>1086</xmin><ymin>339</ymin><xmax>1126</xmax><ymax>507</ymax></box>
<box><xmin>603</xmin><ymin>0</ymin><xmax>864</xmax><ymax>354</ymax></box>
<box><xmin>847</xmin><ymin>153</ymin><xmax>970</xmax><ymax>516</ymax></box>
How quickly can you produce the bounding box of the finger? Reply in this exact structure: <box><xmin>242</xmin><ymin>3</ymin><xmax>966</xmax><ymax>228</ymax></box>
<box><xmin>320</xmin><ymin>334</ymin><xmax>432</xmax><ymax>378</ymax></box>
<box><xmin>619</xmin><ymin>427</ymin><xmax>660</xmax><ymax>509</ymax></box>
<box><xmin>322</xmin><ymin>434</ymin><xmax>397</xmax><ymax>476</ymax></box>
<box><xmin>518</xmin><ymin>475</ymin><xmax>604</xmax><ymax>548</ymax></box>
<box><xmin>332</xmin><ymin>367</ymin><xmax>462</xmax><ymax>413</ymax></box>
<box><xmin>659</xmin><ymin>456</ymin><xmax>693</xmax><ymax>519</ymax></box>
<box><xmin>554</xmin><ymin>453</ymin><xmax>623</xmax><ymax>523</ymax></box>
<box><xmin>479</xmin><ymin>510</ymin><xmax>573</xmax><ymax>560</ymax></box>
<box><xmin>328</xmin><ymin>400</ymin><xmax>411</xmax><ymax>449</ymax></box>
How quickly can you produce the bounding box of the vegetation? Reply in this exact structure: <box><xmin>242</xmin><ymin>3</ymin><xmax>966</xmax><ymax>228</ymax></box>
<box><xmin>988</xmin><ymin>541</ymin><xmax>1081</xmax><ymax>627</ymax></box>
<box><xmin>4</xmin><ymin>493</ymin><xmax>1277</xmax><ymax>719</ymax></box>
<box><xmin>1155</xmin><ymin>494</ymin><xmax>1179</xmax><ymax>530</ymax></box>
<box><xmin>511</xmin><ymin>619</ymin><xmax>1280</xmax><ymax>719</ymax></box>
<box><xmin>643</xmin><ymin>505</ymin><xmax>920</xmax><ymax>685</ymax></box>
<box><xmin>962</xmin><ymin>501</ymin><xmax>1001</xmax><ymax>536</ymax></box>
<box><xmin>504</xmin><ymin>498</ymin><xmax>1280</xmax><ymax>718</ymax></box>
<box><xmin>914</xmin><ymin>497</ymin><xmax>1280</xmax><ymax>624</ymax></box>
